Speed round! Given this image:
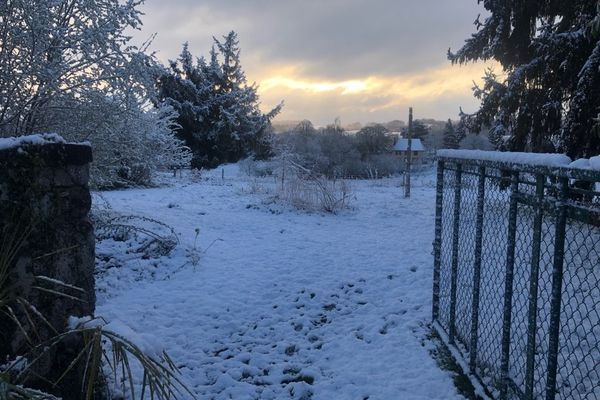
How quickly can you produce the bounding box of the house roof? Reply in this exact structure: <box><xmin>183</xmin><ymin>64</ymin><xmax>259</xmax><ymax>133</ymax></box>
<box><xmin>393</xmin><ymin>138</ymin><xmax>425</xmax><ymax>152</ymax></box>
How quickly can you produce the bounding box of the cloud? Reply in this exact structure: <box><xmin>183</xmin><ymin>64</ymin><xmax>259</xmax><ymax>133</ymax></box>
<box><xmin>132</xmin><ymin>0</ymin><xmax>490</xmax><ymax>123</ymax></box>
<box><xmin>259</xmin><ymin>62</ymin><xmax>488</xmax><ymax>99</ymax></box>
<box><xmin>255</xmin><ymin>61</ymin><xmax>493</xmax><ymax>125</ymax></box>
<box><xmin>261</xmin><ymin>76</ymin><xmax>374</xmax><ymax>95</ymax></box>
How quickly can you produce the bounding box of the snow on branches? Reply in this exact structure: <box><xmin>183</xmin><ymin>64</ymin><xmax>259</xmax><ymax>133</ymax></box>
<box><xmin>450</xmin><ymin>1</ymin><xmax>600</xmax><ymax>158</ymax></box>
<box><xmin>157</xmin><ymin>32</ymin><xmax>283</xmax><ymax>169</ymax></box>
<box><xmin>0</xmin><ymin>0</ymin><xmax>191</xmax><ymax>187</ymax></box>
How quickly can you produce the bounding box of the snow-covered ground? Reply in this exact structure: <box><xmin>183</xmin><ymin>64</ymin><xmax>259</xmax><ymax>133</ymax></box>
<box><xmin>94</xmin><ymin>164</ymin><xmax>463</xmax><ymax>399</ymax></box>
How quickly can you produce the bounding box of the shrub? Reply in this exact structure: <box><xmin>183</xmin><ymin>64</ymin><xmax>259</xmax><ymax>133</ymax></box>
<box><xmin>278</xmin><ymin>160</ymin><xmax>352</xmax><ymax>213</ymax></box>
<box><xmin>239</xmin><ymin>158</ymin><xmax>277</xmax><ymax>177</ymax></box>
<box><xmin>281</xmin><ymin>174</ymin><xmax>351</xmax><ymax>213</ymax></box>
<box><xmin>275</xmin><ymin>122</ymin><xmax>404</xmax><ymax>179</ymax></box>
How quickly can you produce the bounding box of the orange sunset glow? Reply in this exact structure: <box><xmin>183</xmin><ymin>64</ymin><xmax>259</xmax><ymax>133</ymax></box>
<box><xmin>133</xmin><ymin>0</ymin><xmax>491</xmax><ymax>125</ymax></box>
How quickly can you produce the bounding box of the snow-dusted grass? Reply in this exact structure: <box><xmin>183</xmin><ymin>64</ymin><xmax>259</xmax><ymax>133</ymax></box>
<box><xmin>94</xmin><ymin>165</ymin><xmax>463</xmax><ymax>399</ymax></box>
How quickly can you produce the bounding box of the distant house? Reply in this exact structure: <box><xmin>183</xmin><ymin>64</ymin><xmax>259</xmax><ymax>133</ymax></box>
<box><xmin>392</xmin><ymin>138</ymin><xmax>426</xmax><ymax>164</ymax></box>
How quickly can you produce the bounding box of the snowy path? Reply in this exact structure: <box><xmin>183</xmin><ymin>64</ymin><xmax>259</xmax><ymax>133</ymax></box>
<box><xmin>95</xmin><ymin>166</ymin><xmax>462</xmax><ymax>399</ymax></box>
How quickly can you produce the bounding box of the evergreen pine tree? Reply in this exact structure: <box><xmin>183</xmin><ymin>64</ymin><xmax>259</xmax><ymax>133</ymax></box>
<box><xmin>442</xmin><ymin>119</ymin><xmax>459</xmax><ymax>149</ymax></box>
<box><xmin>157</xmin><ymin>32</ymin><xmax>282</xmax><ymax>168</ymax></box>
<box><xmin>455</xmin><ymin>119</ymin><xmax>467</xmax><ymax>146</ymax></box>
<box><xmin>402</xmin><ymin>120</ymin><xmax>429</xmax><ymax>140</ymax></box>
<box><xmin>450</xmin><ymin>1</ymin><xmax>600</xmax><ymax>157</ymax></box>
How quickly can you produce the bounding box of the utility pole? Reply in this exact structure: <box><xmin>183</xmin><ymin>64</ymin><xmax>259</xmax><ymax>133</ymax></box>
<box><xmin>405</xmin><ymin>107</ymin><xmax>413</xmax><ymax>198</ymax></box>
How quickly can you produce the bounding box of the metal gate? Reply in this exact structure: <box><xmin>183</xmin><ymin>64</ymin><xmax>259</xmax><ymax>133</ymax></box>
<box><xmin>432</xmin><ymin>151</ymin><xmax>600</xmax><ymax>400</ymax></box>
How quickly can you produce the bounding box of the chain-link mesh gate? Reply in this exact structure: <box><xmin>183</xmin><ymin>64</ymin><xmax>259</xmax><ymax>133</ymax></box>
<box><xmin>432</xmin><ymin>153</ymin><xmax>600</xmax><ymax>400</ymax></box>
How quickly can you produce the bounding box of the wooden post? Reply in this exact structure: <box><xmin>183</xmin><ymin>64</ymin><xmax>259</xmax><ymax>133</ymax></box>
<box><xmin>405</xmin><ymin>107</ymin><xmax>413</xmax><ymax>198</ymax></box>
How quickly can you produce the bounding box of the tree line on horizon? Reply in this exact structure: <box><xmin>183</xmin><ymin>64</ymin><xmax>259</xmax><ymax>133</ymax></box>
<box><xmin>268</xmin><ymin>117</ymin><xmax>488</xmax><ymax>179</ymax></box>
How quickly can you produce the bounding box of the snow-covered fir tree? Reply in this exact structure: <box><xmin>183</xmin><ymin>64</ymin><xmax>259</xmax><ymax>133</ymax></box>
<box><xmin>157</xmin><ymin>32</ymin><xmax>282</xmax><ymax>168</ymax></box>
<box><xmin>450</xmin><ymin>1</ymin><xmax>600</xmax><ymax>158</ymax></box>
<box><xmin>442</xmin><ymin>119</ymin><xmax>459</xmax><ymax>149</ymax></box>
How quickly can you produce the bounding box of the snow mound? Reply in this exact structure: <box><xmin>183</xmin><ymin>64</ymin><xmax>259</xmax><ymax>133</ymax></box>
<box><xmin>564</xmin><ymin>156</ymin><xmax>600</xmax><ymax>171</ymax></box>
<box><xmin>590</xmin><ymin>155</ymin><xmax>600</xmax><ymax>171</ymax></box>
<box><xmin>0</xmin><ymin>133</ymin><xmax>68</xmax><ymax>151</ymax></box>
<box><xmin>437</xmin><ymin>149</ymin><xmax>572</xmax><ymax>167</ymax></box>
<box><xmin>569</xmin><ymin>158</ymin><xmax>591</xmax><ymax>169</ymax></box>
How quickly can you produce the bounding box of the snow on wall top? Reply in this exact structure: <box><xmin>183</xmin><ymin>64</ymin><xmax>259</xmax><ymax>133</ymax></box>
<box><xmin>437</xmin><ymin>149</ymin><xmax>573</xmax><ymax>167</ymax></box>
<box><xmin>571</xmin><ymin>155</ymin><xmax>600</xmax><ymax>171</ymax></box>
<box><xmin>0</xmin><ymin>133</ymin><xmax>68</xmax><ymax>151</ymax></box>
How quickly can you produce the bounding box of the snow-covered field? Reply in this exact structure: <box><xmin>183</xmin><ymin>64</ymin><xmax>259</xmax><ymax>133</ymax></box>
<box><xmin>94</xmin><ymin>164</ymin><xmax>463</xmax><ymax>399</ymax></box>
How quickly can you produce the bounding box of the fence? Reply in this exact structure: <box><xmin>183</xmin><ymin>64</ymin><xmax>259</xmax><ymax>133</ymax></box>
<box><xmin>432</xmin><ymin>151</ymin><xmax>600</xmax><ymax>400</ymax></box>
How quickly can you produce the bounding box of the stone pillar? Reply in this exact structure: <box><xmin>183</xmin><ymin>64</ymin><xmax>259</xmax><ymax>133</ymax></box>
<box><xmin>0</xmin><ymin>134</ymin><xmax>95</xmax><ymax>397</ymax></box>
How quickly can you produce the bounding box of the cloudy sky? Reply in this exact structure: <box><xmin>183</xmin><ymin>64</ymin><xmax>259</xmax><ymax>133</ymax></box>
<box><xmin>133</xmin><ymin>0</ymin><xmax>491</xmax><ymax>126</ymax></box>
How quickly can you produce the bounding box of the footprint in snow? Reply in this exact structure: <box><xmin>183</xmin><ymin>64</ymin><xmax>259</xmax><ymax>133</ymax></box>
<box><xmin>307</xmin><ymin>334</ymin><xmax>320</xmax><ymax>343</ymax></box>
<box><xmin>379</xmin><ymin>316</ymin><xmax>400</xmax><ymax>335</ymax></box>
<box><xmin>293</xmin><ymin>322</ymin><xmax>303</xmax><ymax>332</ymax></box>
<box><xmin>284</xmin><ymin>344</ymin><xmax>298</xmax><ymax>356</ymax></box>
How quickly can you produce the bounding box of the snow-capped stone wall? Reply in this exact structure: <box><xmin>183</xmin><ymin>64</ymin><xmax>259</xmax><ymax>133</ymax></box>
<box><xmin>0</xmin><ymin>134</ymin><xmax>95</xmax><ymax>397</ymax></box>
